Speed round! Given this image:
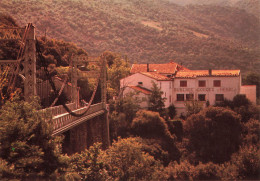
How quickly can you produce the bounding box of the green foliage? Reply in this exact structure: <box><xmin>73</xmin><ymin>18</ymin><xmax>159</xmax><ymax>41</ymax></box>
<box><xmin>148</xmin><ymin>81</ymin><xmax>166</xmax><ymax>114</ymax></box>
<box><xmin>0</xmin><ymin>97</ymin><xmax>67</xmax><ymax>179</ymax></box>
<box><xmin>164</xmin><ymin>161</ymin><xmax>195</xmax><ymax>180</ymax></box>
<box><xmin>215</xmin><ymin>94</ymin><xmax>259</xmax><ymax>122</ymax></box>
<box><xmin>69</xmin><ymin>143</ymin><xmax>109</xmax><ymax>181</ymax></box>
<box><xmin>131</xmin><ymin>110</ymin><xmax>181</xmax><ymax>162</ymax></box>
<box><xmin>192</xmin><ymin>162</ymin><xmax>222</xmax><ymax>180</ymax></box>
<box><xmin>140</xmin><ymin>138</ymin><xmax>170</xmax><ymax>166</ymax></box>
<box><xmin>163</xmin><ymin>161</ymin><xmax>222</xmax><ymax>180</ymax></box>
<box><xmin>242</xmin><ymin>119</ymin><xmax>260</xmax><ymax>146</ymax></box>
<box><xmin>185</xmin><ymin>100</ymin><xmax>203</xmax><ymax>117</ymax></box>
<box><xmin>132</xmin><ymin>110</ymin><xmax>173</xmax><ymax>140</ymax></box>
<box><xmin>167</xmin><ymin>119</ymin><xmax>183</xmax><ymax>142</ymax></box>
<box><xmin>184</xmin><ymin>106</ymin><xmax>242</xmax><ymax>164</ymax></box>
<box><xmin>168</xmin><ymin>104</ymin><xmax>177</xmax><ymax>119</ymax></box>
<box><xmin>228</xmin><ymin>145</ymin><xmax>260</xmax><ymax>180</ymax></box>
<box><xmin>100</xmin><ymin>137</ymin><xmax>162</xmax><ymax>181</ymax></box>
<box><xmin>1</xmin><ymin>1</ymin><xmax>259</xmax><ymax>73</ymax></box>
<box><xmin>106</xmin><ymin>52</ymin><xmax>130</xmax><ymax>98</ymax></box>
<box><xmin>108</xmin><ymin>92</ymin><xmax>141</xmax><ymax>140</ymax></box>
<box><xmin>37</xmin><ymin>37</ymin><xmax>88</xmax><ymax>67</ymax></box>
<box><xmin>0</xmin><ymin>13</ymin><xmax>17</xmax><ymax>27</ymax></box>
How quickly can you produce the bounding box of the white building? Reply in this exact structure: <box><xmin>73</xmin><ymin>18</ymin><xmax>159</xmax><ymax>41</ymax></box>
<box><xmin>120</xmin><ymin>62</ymin><xmax>256</xmax><ymax>115</ymax></box>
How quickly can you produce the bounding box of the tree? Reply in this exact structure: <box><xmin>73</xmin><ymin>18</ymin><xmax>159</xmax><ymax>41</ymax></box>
<box><xmin>167</xmin><ymin>119</ymin><xmax>183</xmax><ymax>142</ymax></box>
<box><xmin>184</xmin><ymin>106</ymin><xmax>242</xmax><ymax>164</ymax></box>
<box><xmin>229</xmin><ymin>145</ymin><xmax>260</xmax><ymax>180</ymax></box>
<box><xmin>185</xmin><ymin>100</ymin><xmax>203</xmax><ymax>117</ymax></box>
<box><xmin>69</xmin><ymin>143</ymin><xmax>109</xmax><ymax>181</ymax></box>
<box><xmin>163</xmin><ymin>161</ymin><xmax>222</xmax><ymax>180</ymax></box>
<box><xmin>148</xmin><ymin>81</ymin><xmax>166</xmax><ymax>115</ymax></box>
<box><xmin>131</xmin><ymin>110</ymin><xmax>180</xmax><ymax>163</ymax></box>
<box><xmin>215</xmin><ymin>94</ymin><xmax>259</xmax><ymax>122</ymax></box>
<box><xmin>0</xmin><ymin>97</ymin><xmax>67</xmax><ymax>179</ymax></box>
<box><xmin>168</xmin><ymin>104</ymin><xmax>177</xmax><ymax>119</ymax></box>
<box><xmin>106</xmin><ymin>53</ymin><xmax>130</xmax><ymax>99</ymax></box>
<box><xmin>100</xmin><ymin>137</ymin><xmax>163</xmax><ymax>180</ymax></box>
<box><xmin>242</xmin><ymin>119</ymin><xmax>260</xmax><ymax>146</ymax></box>
<box><xmin>108</xmin><ymin>92</ymin><xmax>142</xmax><ymax>141</ymax></box>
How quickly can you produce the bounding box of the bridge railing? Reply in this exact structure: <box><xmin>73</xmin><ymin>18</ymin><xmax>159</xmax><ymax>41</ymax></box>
<box><xmin>52</xmin><ymin>103</ymin><xmax>105</xmax><ymax>135</ymax></box>
<box><xmin>41</xmin><ymin>102</ymin><xmax>76</xmax><ymax>118</ymax></box>
<box><xmin>40</xmin><ymin>102</ymin><xmax>105</xmax><ymax>135</ymax></box>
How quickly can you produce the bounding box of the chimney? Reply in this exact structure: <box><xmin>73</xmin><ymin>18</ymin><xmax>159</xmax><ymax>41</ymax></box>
<box><xmin>147</xmin><ymin>63</ymin><xmax>149</xmax><ymax>72</ymax></box>
<box><xmin>209</xmin><ymin>69</ymin><xmax>212</xmax><ymax>76</ymax></box>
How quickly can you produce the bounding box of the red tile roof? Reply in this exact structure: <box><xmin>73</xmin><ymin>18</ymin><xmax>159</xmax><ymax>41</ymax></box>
<box><xmin>131</xmin><ymin>62</ymin><xmax>189</xmax><ymax>74</ymax></box>
<box><xmin>128</xmin><ymin>86</ymin><xmax>152</xmax><ymax>95</ymax></box>
<box><xmin>140</xmin><ymin>72</ymin><xmax>171</xmax><ymax>81</ymax></box>
<box><xmin>175</xmin><ymin>70</ymin><xmax>240</xmax><ymax>78</ymax></box>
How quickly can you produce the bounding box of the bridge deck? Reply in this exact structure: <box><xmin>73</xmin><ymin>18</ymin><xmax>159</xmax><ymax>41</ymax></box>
<box><xmin>41</xmin><ymin>103</ymin><xmax>105</xmax><ymax>135</ymax></box>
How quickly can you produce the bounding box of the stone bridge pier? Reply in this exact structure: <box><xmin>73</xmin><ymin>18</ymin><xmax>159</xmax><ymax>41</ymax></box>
<box><xmin>62</xmin><ymin>113</ymin><xmax>109</xmax><ymax>154</ymax></box>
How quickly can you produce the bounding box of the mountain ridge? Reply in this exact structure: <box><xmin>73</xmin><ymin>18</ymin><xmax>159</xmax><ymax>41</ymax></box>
<box><xmin>0</xmin><ymin>0</ymin><xmax>259</xmax><ymax>73</ymax></box>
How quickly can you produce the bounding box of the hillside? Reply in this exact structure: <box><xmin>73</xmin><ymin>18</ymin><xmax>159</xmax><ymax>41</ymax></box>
<box><xmin>0</xmin><ymin>0</ymin><xmax>259</xmax><ymax>73</ymax></box>
<box><xmin>169</xmin><ymin>0</ymin><xmax>260</xmax><ymax>17</ymax></box>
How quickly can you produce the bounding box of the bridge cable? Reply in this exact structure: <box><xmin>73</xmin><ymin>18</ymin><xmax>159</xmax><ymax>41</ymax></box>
<box><xmin>36</xmin><ymin>39</ymin><xmax>102</xmax><ymax>117</ymax></box>
<box><xmin>50</xmin><ymin>75</ymin><xmax>68</xmax><ymax>107</ymax></box>
<box><xmin>8</xmin><ymin>23</ymin><xmax>31</xmax><ymax>93</ymax></box>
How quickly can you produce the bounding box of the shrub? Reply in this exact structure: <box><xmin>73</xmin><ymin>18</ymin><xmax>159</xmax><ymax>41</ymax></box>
<box><xmin>184</xmin><ymin>106</ymin><xmax>242</xmax><ymax>163</ymax></box>
<box><xmin>131</xmin><ymin>110</ymin><xmax>181</xmax><ymax>163</ymax></box>
<box><xmin>100</xmin><ymin>137</ymin><xmax>162</xmax><ymax>180</ymax></box>
<box><xmin>168</xmin><ymin>104</ymin><xmax>177</xmax><ymax>119</ymax></box>
<box><xmin>229</xmin><ymin>146</ymin><xmax>260</xmax><ymax>180</ymax></box>
<box><xmin>0</xmin><ymin>97</ymin><xmax>67</xmax><ymax>179</ymax></box>
<box><xmin>242</xmin><ymin>119</ymin><xmax>260</xmax><ymax>146</ymax></box>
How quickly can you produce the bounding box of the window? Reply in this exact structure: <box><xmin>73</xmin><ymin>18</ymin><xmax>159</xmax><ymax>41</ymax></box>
<box><xmin>169</xmin><ymin>82</ymin><xmax>171</xmax><ymax>89</ymax></box>
<box><xmin>138</xmin><ymin>82</ymin><xmax>143</xmax><ymax>86</ymax></box>
<box><xmin>180</xmin><ymin>80</ymin><xmax>187</xmax><ymax>87</ymax></box>
<box><xmin>186</xmin><ymin>94</ymin><xmax>194</xmax><ymax>101</ymax></box>
<box><xmin>177</xmin><ymin>94</ymin><xmax>184</xmax><ymax>101</ymax></box>
<box><xmin>199</xmin><ymin>80</ymin><xmax>206</xmax><ymax>87</ymax></box>
<box><xmin>215</xmin><ymin>94</ymin><xmax>224</xmax><ymax>101</ymax></box>
<box><xmin>214</xmin><ymin>80</ymin><xmax>221</xmax><ymax>87</ymax></box>
<box><xmin>198</xmin><ymin>94</ymin><xmax>206</xmax><ymax>101</ymax></box>
<box><xmin>169</xmin><ymin>95</ymin><xmax>171</xmax><ymax>103</ymax></box>
<box><xmin>160</xmin><ymin>82</ymin><xmax>162</xmax><ymax>88</ymax></box>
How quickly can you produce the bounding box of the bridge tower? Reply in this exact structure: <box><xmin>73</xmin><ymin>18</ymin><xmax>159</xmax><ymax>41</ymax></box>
<box><xmin>24</xmin><ymin>24</ymin><xmax>37</xmax><ymax>101</ymax></box>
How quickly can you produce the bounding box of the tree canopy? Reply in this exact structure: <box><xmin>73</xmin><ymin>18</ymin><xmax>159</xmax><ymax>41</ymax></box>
<box><xmin>184</xmin><ymin>106</ymin><xmax>242</xmax><ymax>164</ymax></box>
<box><xmin>0</xmin><ymin>97</ymin><xmax>67</xmax><ymax>179</ymax></box>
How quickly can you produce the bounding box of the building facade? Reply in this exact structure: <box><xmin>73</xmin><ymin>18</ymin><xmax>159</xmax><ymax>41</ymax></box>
<box><xmin>121</xmin><ymin>62</ymin><xmax>256</xmax><ymax>115</ymax></box>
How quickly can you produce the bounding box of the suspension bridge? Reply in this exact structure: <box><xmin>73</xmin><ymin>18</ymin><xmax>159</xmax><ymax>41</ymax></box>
<box><xmin>0</xmin><ymin>23</ymin><xmax>110</xmax><ymax>154</ymax></box>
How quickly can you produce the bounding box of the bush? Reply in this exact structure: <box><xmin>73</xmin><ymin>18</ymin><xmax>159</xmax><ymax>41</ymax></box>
<box><xmin>168</xmin><ymin>104</ymin><xmax>177</xmax><ymax>119</ymax></box>
<box><xmin>229</xmin><ymin>146</ymin><xmax>260</xmax><ymax>180</ymax></box>
<box><xmin>163</xmin><ymin>161</ymin><xmax>222</xmax><ymax>180</ymax></box>
<box><xmin>164</xmin><ymin>161</ymin><xmax>195</xmax><ymax>180</ymax></box>
<box><xmin>242</xmin><ymin>119</ymin><xmax>260</xmax><ymax>146</ymax></box>
<box><xmin>215</xmin><ymin>94</ymin><xmax>259</xmax><ymax>122</ymax></box>
<box><xmin>69</xmin><ymin>143</ymin><xmax>109</xmax><ymax>181</ymax></box>
<box><xmin>167</xmin><ymin>119</ymin><xmax>183</xmax><ymax>142</ymax></box>
<box><xmin>131</xmin><ymin>110</ymin><xmax>181</xmax><ymax>163</ymax></box>
<box><xmin>0</xmin><ymin>97</ymin><xmax>67</xmax><ymax>179</ymax></box>
<box><xmin>184</xmin><ymin>106</ymin><xmax>242</xmax><ymax>163</ymax></box>
<box><xmin>100</xmin><ymin>137</ymin><xmax>163</xmax><ymax>180</ymax></box>
<box><xmin>192</xmin><ymin>162</ymin><xmax>222</xmax><ymax>180</ymax></box>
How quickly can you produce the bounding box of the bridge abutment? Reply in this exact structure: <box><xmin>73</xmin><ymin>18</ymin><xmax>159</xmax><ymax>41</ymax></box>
<box><xmin>62</xmin><ymin>112</ymin><xmax>109</xmax><ymax>154</ymax></box>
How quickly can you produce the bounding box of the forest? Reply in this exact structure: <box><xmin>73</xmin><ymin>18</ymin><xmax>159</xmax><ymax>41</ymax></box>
<box><xmin>0</xmin><ymin>0</ymin><xmax>259</xmax><ymax>75</ymax></box>
<box><xmin>0</xmin><ymin>13</ymin><xmax>260</xmax><ymax>180</ymax></box>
